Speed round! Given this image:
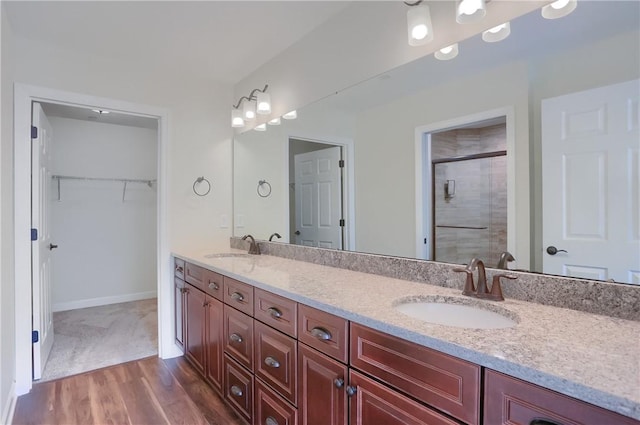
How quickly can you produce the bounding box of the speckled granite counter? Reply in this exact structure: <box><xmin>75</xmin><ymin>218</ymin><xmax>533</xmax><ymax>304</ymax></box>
<box><xmin>173</xmin><ymin>249</ymin><xmax>640</xmax><ymax>420</ymax></box>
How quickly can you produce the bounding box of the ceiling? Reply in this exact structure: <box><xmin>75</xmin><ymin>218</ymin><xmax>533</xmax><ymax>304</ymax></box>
<box><xmin>3</xmin><ymin>1</ymin><xmax>351</xmax><ymax>85</ymax></box>
<box><xmin>41</xmin><ymin>103</ymin><xmax>158</xmax><ymax>129</ymax></box>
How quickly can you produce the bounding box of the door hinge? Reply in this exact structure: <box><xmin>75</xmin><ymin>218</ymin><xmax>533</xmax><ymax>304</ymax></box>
<box><xmin>31</xmin><ymin>126</ymin><xmax>38</xmax><ymax>139</ymax></box>
<box><xmin>32</xmin><ymin>330</ymin><xmax>39</xmax><ymax>343</ymax></box>
<box><xmin>339</xmin><ymin>219</ymin><xmax>345</xmax><ymax>227</ymax></box>
<box><xmin>31</xmin><ymin>228</ymin><xmax>38</xmax><ymax>241</ymax></box>
<box><xmin>424</xmin><ymin>238</ymin><xmax>427</xmax><ymax>244</ymax></box>
<box><xmin>339</xmin><ymin>159</ymin><xmax>345</xmax><ymax>168</ymax></box>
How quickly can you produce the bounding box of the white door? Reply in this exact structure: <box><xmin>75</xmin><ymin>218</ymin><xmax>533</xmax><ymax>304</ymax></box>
<box><xmin>294</xmin><ymin>146</ymin><xmax>343</xmax><ymax>249</ymax></box>
<box><xmin>32</xmin><ymin>102</ymin><xmax>55</xmax><ymax>379</ymax></box>
<box><xmin>542</xmin><ymin>79</ymin><xmax>640</xmax><ymax>283</ymax></box>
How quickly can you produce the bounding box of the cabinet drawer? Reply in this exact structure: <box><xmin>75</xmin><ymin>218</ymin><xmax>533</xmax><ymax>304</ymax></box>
<box><xmin>255</xmin><ymin>289</ymin><xmax>297</xmax><ymax>338</ymax></box>
<box><xmin>174</xmin><ymin>257</ymin><xmax>185</xmax><ymax>280</ymax></box>
<box><xmin>350</xmin><ymin>323</ymin><xmax>480</xmax><ymax>425</ymax></box>
<box><xmin>224</xmin><ymin>305</ymin><xmax>254</xmax><ymax>371</ymax></box>
<box><xmin>225</xmin><ymin>277</ymin><xmax>254</xmax><ymax>316</ymax></box>
<box><xmin>349</xmin><ymin>370</ymin><xmax>459</xmax><ymax>425</ymax></box>
<box><xmin>185</xmin><ymin>262</ymin><xmax>206</xmax><ymax>291</ymax></box>
<box><xmin>204</xmin><ymin>269</ymin><xmax>224</xmax><ymax>301</ymax></box>
<box><xmin>255</xmin><ymin>378</ymin><xmax>298</xmax><ymax>425</ymax></box>
<box><xmin>484</xmin><ymin>369</ymin><xmax>639</xmax><ymax>425</ymax></box>
<box><xmin>254</xmin><ymin>321</ymin><xmax>298</xmax><ymax>406</ymax></box>
<box><xmin>224</xmin><ymin>354</ymin><xmax>254</xmax><ymax>424</ymax></box>
<box><xmin>298</xmin><ymin>305</ymin><xmax>348</xmax><ymax>364</ymax></box>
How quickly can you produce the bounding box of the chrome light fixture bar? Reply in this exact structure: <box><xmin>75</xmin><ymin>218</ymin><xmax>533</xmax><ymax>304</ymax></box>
<box><xmin>231</xmin><ymin>84</ymin><xmax>270</xmax><ymax>128</ymax></box>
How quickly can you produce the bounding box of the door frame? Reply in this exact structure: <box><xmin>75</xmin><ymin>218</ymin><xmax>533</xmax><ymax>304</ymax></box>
<box><xmin>13</xmin><ymin>83</ymin><xmax>177</xmax><ymax>396</ymax></box>
<box><xmin>286</xmin><ymin>135</ymin><xmax>355</xmax><ymax>251</ymax></box>
<box><xmin>414</xmin><ymin>106</ymin><xmax>518</xmax><ymax>262</ymax></box>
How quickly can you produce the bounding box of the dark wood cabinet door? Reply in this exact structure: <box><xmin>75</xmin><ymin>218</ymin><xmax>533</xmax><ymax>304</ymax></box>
<box><xmin>205</xmin><ymin>296</ymin><xmax>224</xmax><ymax>394</ymax></box>
<box><xmin>174</xmin><ymin>277</ymin><xmax>185</xmax><ymax>348</ymax></box>
<box><xmin>349</xmin><ymin>370</ymin><xmax>459</xmax><ymax>425</ymax></box>
<box><xmin>224</xmin><ymin>305</ymin><xmax>254</xmax><ymax>371</ymax></box>
<box><xmin>254</xmin><ymin>321</ymin><xmax>297</xmax><ymax>406</ymax></box>
<box><xmin>255</xmin><ymin>379</ymin><xmax>298</xmax><ymax>425</ymax></box>
<box><xmin>298</xmin><ymin>343</ymin><xmax>347</xmax><ymax>425</ymax></box>
<box><xmin>184</xmin><ymin>284</ymin><xmax>206</xmax><ymax>375</ymax></box>
<box><xmin>484</xmin><ymin>369</ymin><xmax>640</xmax><ymax>425</ymax></box>
<box><xmin>224</xmin><ymin>354</ymin><xmax>254</xmax><ymax>424</ymax></box>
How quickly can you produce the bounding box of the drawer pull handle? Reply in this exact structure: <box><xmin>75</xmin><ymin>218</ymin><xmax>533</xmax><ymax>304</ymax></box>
<box><xmin>179</xmin><ymin>287</ymin><xmax>187</xmax><ymax>294</ymax></box>
<box><xmin>230</xmin><ymin>385</ymin><xmax>243</xmax><ymax>397</ymax></box>
<box><xmin>334</xmin><ymin>378</ymin><xmax>344</xmax><ymax>388</ymax></box>
<box><xmin>265</xmin><ymin>417</ymin><xmax>279</xmax><ymax>425</ymax></box>
<box><xmin>310</xmin><ymin>327</ymin><xmax>332</xmax><ymax>341</ymax></box>
<box><xmin>264</xmin><ymin>356</ymin><xmax>280</xmax><ymax>368</ymax></box>
<box><xmin>229</xmin><ymin>333</ymin><xmax>243</xmax><ymax>343</ymax></box>
<box><xmin>231</xmin><ymin>292</ymin><xmax>244</xmax><ymax>302</ymax></box>
<box><xmin>530</xmin><ymin>420</ymin><xmax>563</xmax><ymax>425</ymax></box>
<box><xmin>267</xmin><ymin>307</ymin><xmax>283</xmax><ymax>319</ymax></box>
<box><xmin>175</xmin><ymin>266</ymin><xmax>184</xmax><ymax>273</ymax></box>
<box><xmin>346</xmin><ymin>386</ymin><xmax>357</xmax><ymax>397</ymax></box>
<box><xmin>208</xmin><ymin>282</ymin><xmax>219</xmax><ymax>290</ymax></box>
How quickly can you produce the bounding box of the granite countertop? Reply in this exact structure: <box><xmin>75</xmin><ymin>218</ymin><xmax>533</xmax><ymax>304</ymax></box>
<box><xmin>173</xmin><ymin>249</ymin><xmax>640</xmax><ymax>420</ymax></box>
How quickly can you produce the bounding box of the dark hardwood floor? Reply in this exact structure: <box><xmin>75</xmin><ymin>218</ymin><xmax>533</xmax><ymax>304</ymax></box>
<box><xmin>12</xmin><ymin>356</ymin><xmax>244</xmax><ymax>425</ymax></box>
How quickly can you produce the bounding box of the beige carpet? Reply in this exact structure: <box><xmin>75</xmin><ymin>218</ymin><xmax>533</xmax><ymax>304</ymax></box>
<box><xmin>40</xmin><ymin>298</ymin><xmax>158</xmax><ymax>382</ymax></box>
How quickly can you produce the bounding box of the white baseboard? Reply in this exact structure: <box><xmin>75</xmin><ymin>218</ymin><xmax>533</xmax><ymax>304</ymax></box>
<box><xmin>1</xmin><ymin>381</ymin><xmax>16</xmax><ymax>425</ymax></box>
<box><xmin>52</xmin><ymin>291</ymin><xmax>157</xmax><ymax>312</ymax></box>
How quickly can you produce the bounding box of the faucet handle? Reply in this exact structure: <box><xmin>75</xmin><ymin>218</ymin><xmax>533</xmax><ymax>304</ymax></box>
<box><xmin>488</xmin><ymin>274</ymin><xmax>517</xmax><ymax>301</ymax></box>
<box><xmin>454</xmin><ymin>268</ymin><xmax>476</xmax><ymax>296</ymax></box>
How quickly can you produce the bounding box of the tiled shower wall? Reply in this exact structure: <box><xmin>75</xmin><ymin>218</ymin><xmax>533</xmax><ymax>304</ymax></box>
<box><xmin>431</xmin><ymin>124</ymin><xmax>507</xmax><ymax>266</ymax></box>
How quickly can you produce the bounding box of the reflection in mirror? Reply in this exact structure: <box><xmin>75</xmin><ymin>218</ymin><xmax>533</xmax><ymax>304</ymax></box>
<box><xmin>233</xmin><ymin>1</ymin><xmax>640</xmax><ymax>283</ymax></box>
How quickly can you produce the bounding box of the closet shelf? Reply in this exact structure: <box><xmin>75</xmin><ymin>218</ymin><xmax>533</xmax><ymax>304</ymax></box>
<box><xmin>52</xmin><ymin>175</ymin><xmax>157</xmax><ymax>202</ymax></box>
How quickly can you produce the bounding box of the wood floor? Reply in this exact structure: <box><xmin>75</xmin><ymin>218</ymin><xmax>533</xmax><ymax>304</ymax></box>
<box><xmin>12</xmin><ymin>356</ymin><xmax>244</xmax><ymax>425</ymax></box>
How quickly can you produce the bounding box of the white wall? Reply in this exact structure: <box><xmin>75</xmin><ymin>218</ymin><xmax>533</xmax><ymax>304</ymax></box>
<box><xmin>0</xmin><ymin>4</ymin><xmax>16</xmax><ymax>423</ymax></box>
<box><xmin>48</xmin><ymin>117</ymin><xmax>157</xmax><ymax>311</ymax></box>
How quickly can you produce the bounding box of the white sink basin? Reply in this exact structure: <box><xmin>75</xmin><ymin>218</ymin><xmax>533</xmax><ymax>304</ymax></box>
<box><xmin>204</xmin><ymin>253</ymin><xmax>251</xmax><ymax>259</ymax></box>
<box><xmin>395</xmin><ymin>297</ymin><xmax>517</xmax><ymax>329</ymax></box>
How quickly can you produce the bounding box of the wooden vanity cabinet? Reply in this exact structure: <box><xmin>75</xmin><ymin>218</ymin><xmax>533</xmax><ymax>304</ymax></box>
<box><xmin>174</xmin><ymin>276</ymin><xmax>186</xmax><ymax>348</ymax></box>
<box><xmin>484</xmin><ymin>370</ymin><xmax>640</xmax><ymax>425</ymax></box>
<box><xmin>185</xmin><ymin>262</ymin><xmax>207</xmax><ymax>291</ymax></box>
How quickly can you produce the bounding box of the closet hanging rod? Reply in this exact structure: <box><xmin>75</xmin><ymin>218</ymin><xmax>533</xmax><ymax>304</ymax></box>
<box><xmin>52</xmin><ymin>175</ymin><xmax>156</xmax><ymax>185</ymax></box>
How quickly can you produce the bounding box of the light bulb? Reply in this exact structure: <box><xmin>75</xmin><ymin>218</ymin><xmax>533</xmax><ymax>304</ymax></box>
<box><xmin>440</xmin><ymin>46</ymin><xmax>453</xmax><ymax>54</ymax></box>
<box><xmin>243</xmin><ymin>100</ymin><xmax>256</xmax><ymax>120</ymax></box>
<box><xmin>283</xmin><ymin>110</ymin><xmax>297</xmax><ymax>120</ymax></box>
<box><xmin>456</xmin><ymin>0</ymin><xmax>486</xmax><ymax>23</ymax></box>
<box><xmin>542</xmin><ymin>0</ymin><xmax>577</xmax><ymax>19</ymax></box>
<box><xmin>407</xmin><ymin>4</ymin><xmax>433</xmax><ymax>46</ymax></box>
<box><xmin>459</xmin><ymin>0</ymin><xmax>482</xmax><ymax>16</ymax></box>
<box><xmin>411</xmin><ymin>24</ymin><xmax>428</xmax><ymax>41</ymax></box>
<box><xmin>256</xmin><ymin>92</ymin><xmax>271</xmax><ymax>115</ymax></box>
<box><xmin>488</xmin><ymin>23</ymin><xmax>506</xmax><ymax>33</ymax></box>
<box><xmin>434</xmin><ymin>43</ymin><xmax>459</xmax><ymax>61</ymax></box>
<box><xmin>268</xmin><ymin>117</ymin><xmax>281</xmax><ymax>125</ymax></box>
<box><xmin>551</xmin><ymin>0</ymin><xmax>570</xmax><ymax>10</ymax></box>
<box><xmin>254</xmin><ymin>123</ymin><xmax>267</xmax><ymax>132</ymax></box>
<box><xmin>231</xmin><ymin>109</ymin><xmax>245</xmax><ymax>128</ymax></box>
<box><xmin>482</xmin><ymin>22</ymin><xmax>511</xmax><ymax>42</ymax></box>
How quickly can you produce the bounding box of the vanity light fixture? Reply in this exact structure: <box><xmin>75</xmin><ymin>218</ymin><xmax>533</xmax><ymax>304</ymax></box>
<box><xmin>282</xmin><ymin>110</ymin><xmax>297</xmax><ymax>120</ymax></box>
<box><xmin>541</xmin><ymin>0</ymin><xmax>577</xmax><ymax>19</ymax></box>
<box><xmin>405</xmin><ymin>1</ymin><xmax>434</xmax><ymax>47</ymax></box>
<box><xmin>434</xmin><ymin>43</ymin><xmax>459</xmax><ymax>60</ymax></box>
<box><xmin>482</xmin><ymin>22</ymin><xmax>511</xmax><ymax>42</ymax></box>
<box><xmin>268</xmin><ymin>117</ymin><xmax>281</xmax><ymax>125</ymax></box>
<box><xmin>456</xmin><ymin>0</ymin><xmax>486</xmax><ymax>24</ymax></box>
<box><xmin>254</xmin><ymin>123</ymin><xmax>267</xmax><ymax>132</ymax></box>
<box><xmin>232</xmin><ymin>84</ymin><xmax>270</xmax><ymax>128</ymax></box>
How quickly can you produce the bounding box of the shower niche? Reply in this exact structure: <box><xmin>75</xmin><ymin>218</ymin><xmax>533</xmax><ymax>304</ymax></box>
<box><xmin>431</xmin><ymin>120</ymin><xmax>507</xmax><ymax>267</ymax></box>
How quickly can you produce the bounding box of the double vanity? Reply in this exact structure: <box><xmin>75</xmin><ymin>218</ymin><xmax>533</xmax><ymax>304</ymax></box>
<box><xmin>172</xmin><ymin>245</ymin><xmax>640</xmax><ymax>425</ymax></box>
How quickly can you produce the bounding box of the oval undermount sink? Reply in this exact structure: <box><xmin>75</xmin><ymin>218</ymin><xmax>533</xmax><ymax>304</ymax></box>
<box><xmin>204</xmin><ymin>253</ymin><xmax>251</xmax><ymax>259</ymax></box>
<box><xmin>394</xmin><ymin>296</ymin><xmax>517</xmax><ymax>329</ymax></box>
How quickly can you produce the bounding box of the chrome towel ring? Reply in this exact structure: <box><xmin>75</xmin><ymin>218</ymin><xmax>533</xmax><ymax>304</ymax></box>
<box><xmin>257</xmin><ymin>179</ymin><xmax>272</xmax><ymax>198</ymax></box>
<box><xmin>193</xmin><ymin>176</ymin><xmax>211</xmax><ymax>196</ymax></box>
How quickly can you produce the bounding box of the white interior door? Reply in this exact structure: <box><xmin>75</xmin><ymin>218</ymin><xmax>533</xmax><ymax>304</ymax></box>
<box><xmin>32</xmin><ymin>102</ymin><xmax>55</xmax><ymax>379</ymax></box>
<box><xmin>294</xmin><ymin>146</ymin><xmax>343</xmax><ymax>249</ymax></box>
<box><xmin>542</xmin><ymin>79</ymin><xmax>640</xmax><ymax>283</ymax></box>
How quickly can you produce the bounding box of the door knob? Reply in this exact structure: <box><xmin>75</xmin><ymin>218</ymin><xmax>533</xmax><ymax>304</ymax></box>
<box><xmin>49</xmin><ymin>243</ymin><xmax>58</xmax><ymax>250</ymax></box>
<box><xmin>546</xmin><ymin>246</ymin><xmax>568</xmax><ymax>255</ymax></box>
<box><xmin>295</xmin><ymin>230</ymin><xmax>301</xmax><ymax>235</ymax></box>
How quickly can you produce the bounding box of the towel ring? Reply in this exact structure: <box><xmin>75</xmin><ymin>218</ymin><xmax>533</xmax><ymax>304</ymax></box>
<box><xmin>257</xmin><ymin>180</ymin><xmax>272</xmax><ymax>198</ymax></box>
<box><xmin>193</xmin><ymin>176</ymin><xmax>211</xmax><ymax>196</ymax></box>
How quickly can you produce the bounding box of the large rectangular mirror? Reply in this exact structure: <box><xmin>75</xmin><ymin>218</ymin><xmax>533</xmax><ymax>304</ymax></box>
<box><xmin>233</xmin><ymin>1</ymin><xmax>640</xmax><ymax>284</ymax></box>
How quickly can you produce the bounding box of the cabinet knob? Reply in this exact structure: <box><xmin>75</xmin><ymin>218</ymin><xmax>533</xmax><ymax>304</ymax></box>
<box><xmin>334</xmin><ymin>378</ymin><xmax>344</xmax><ymax>388</ymax></box>
<box><xmin>202</xmin><ymin>301</ymin><xmax>209</xmax><ymax>307</ymax></box>
<box><xmin>267</xmin><ymin>307</ymin><xmax>283</xmax><ymax>319</ymax></box>
<box><xmin>208</xmin><ymin>282</ymin><xmax>219</xmax><ymax>290</ymax></box>
<box><xmin>265</xmin><ymin>417</ymin><xmax>279</xmax><ymax>425</ymax></box>
<box><xmin>231</xmin><ymin>292</ymin><xmax>244</xmax><ymax>302</ymax></box>
<box><xmin>230</xmin><ymin>385</ymin><xmax>243</xmax><ymax>397</ymax></box>
<box><xmin>346</xmin><ymin>386</ymin><xmax>357</xmax><ymax>397</ymax></box>
<box><xmin>264</xmin><ymin>356</ymin><xmax>280</xmax><ymax>368</ymax></box>
<box><xmin>310</xmin><ymin>326</ymin><xmax>332</xmax><ymax>341</ymax></box>
<box><xmin>229</xmin><ymin>333</ymin><xmax>243</xmax><ymax>343</ymax></box>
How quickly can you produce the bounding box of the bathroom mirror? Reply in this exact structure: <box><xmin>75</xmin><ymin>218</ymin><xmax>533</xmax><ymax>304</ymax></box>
<box><xmin>233</xmin><ymin>1</ymin><xmax>640</xmax><ymax>283</ymax></box>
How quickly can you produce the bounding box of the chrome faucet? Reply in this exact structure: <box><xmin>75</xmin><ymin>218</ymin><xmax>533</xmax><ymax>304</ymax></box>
<box><xmin>241</xmin><ymin>234</ymin><xmax>260</xmax><ymax>255</ymax></box>
<box><xmin>496</xmin><ymin>251</ymin><xmax>515</xmax><ymax>269</ymax></box>
<box><xmin>268</xmin><ymin>232</ymin><xmax>281</xmax><ymax>241</ymax></box>
<box><xmin>454</xmin><ymin>257</ymin><xmax>516</xmax><ymax>301</ymax></box>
